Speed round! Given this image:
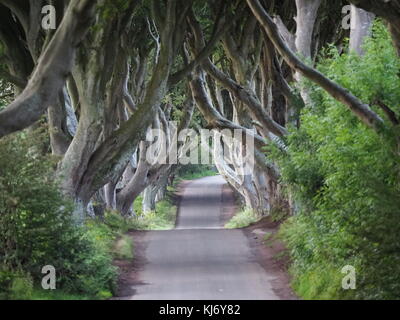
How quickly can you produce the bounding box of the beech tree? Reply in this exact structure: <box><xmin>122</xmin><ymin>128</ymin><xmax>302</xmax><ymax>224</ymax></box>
<box><xmin>0</xmin><ymin>0</ymin><xmax>398</xmax><ymax>220</ymax></box>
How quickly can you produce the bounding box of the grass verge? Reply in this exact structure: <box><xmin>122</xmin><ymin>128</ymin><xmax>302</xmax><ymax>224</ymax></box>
<box><xmin>113</xmin><ymin>235</ymin><xmax>134</xmax><ymax>260</ymax></box>
<box><xmin>131</xmin><ymin>197</ymin><xmax>177</xmax><ymax>230</ymax></box>
<box><xmin>224</xmin><ymin>208</ymin><xmax>259</xmax><ymax>229</ymax></box>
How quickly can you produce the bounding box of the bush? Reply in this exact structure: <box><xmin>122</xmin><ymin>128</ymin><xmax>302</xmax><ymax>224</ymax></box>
<box><xmin>131</xmin><ymin>197</ymin><xmax>177</xmax><ymax>230</ymax></box>
<box><xmin>272</xmin><ymin>23</ymin><xmax>400</xmax><ymax>299</ymax></box>
<box><xmin>9</xmin><ymin>272</ymin><xmax>34</xmax><ymax>300</ymax></box>
<box><xmin>113</xmin><ymin>235</ymin><xmax>134</xmax><ymax>260</ymax></box>
<box><xmin>225</xmin><ymin>208</ymin><xmax>259</xmax><ymax>229</ymax></box>
<box><xmin>0</xmin><ymin>128</ymin><xmax>117</xmax><ymax>299</ymax></box>
<box><xmin>0</xmin><ymin>269</ymin><xmax>33</xmax><ymax>300</ymax></box>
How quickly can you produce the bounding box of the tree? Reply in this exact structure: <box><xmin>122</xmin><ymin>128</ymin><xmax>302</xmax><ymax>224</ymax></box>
<box><xmin>0</xmin><ymin>0</ymin><xmax>97</xmax><ymax>138</ymax></box>
<box><xmin>0</xmin><ymin>0</ymin><xmax>399</xmax><ymax>221</ymax></box>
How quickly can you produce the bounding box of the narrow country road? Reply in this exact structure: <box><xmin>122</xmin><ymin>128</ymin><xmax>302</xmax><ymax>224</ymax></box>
<box><xmin>128</xmin><ymin>176</ymin><xmax>281</xmax><ymax>300</ymax></box>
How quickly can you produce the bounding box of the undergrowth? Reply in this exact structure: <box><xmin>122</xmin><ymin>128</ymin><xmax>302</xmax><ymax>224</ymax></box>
<box><xmin>272</xmin><ymin>23</ymin><xmax>400</xmax><ymax>300</ymax></box>
<box><xmin>131</xmin><ymin>197</ymin><xmax>177</xmax><ymax>230</ymax></box>
<box><xmin>0</xmin><ymin>128</ymin><xmax>134</xmax><ymax>300</ymax></box>
<box><xmin>225</xmin><ymin>208</ymin><xmax>259</xmax><ymax>229</ymax></box>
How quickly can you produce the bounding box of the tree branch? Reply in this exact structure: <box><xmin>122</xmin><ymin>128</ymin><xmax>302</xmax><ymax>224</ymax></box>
<box><xmin>168</xmin><ymin>8</ymin><xmax>237</xmax><ymax>87</ymax></box>
<box><xmin>187</xmin><ymin>12</ymin><xmax>288</xmax><ymax>138</ymax></box>
<box><xmin>375</xmin><ymin>100</ymin><xmax>399</xmax><ymax>125</ymax></box>
<box><xmin>0</xmin><ymin>0</ymin><xmax>98</xmax><ymax>138</ymax></box>
<box><xmin>246</xmin><ymin>0</ymin><xmax>385</xmax><ymax>132</ymax></box>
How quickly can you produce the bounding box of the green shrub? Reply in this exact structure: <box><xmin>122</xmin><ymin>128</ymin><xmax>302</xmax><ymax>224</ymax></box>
<box><xmin>113</xmin><ymin>235</ymin><xmax>134</xmax><ymax>260</ymax></box>
<box><xmin>225</xmin><ymin>208</ymin><xmax>259</xmax><ymax>229</ymax></box>
<box><xmin>133</xmin><ymin>195</ymin><xmax>144</xmax><ymax>216</ymax></box>
<box><xmin>0</xmin><ymin>128</ymin><xmax>117</xmax><ymax>299</ymax></box>
<box><xmin>131</xmin><ymin>197</ymin><xmax>177</xmax><ymax>230</ymax></box>
<box><xmin>9</xmin><ymin>273</ymin><xmax>33</xmax><ymax>300</ymax></box>
<box><xmin>272</xmin><ymin>23</ymin><xmax>400</xmax><ymax>299</ymax></box>
<box><xmin>0</xmin><ymin>270</ymin><xmax>33</xmax><ymax>300</ymax></box>
<box><xmin>102</xmin><ymin>210</ymin><xmax>133</xmax><ymax>234</ymax></box>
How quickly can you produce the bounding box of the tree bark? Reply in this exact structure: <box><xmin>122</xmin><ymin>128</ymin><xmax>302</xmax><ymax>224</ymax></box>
<box><xmin>76</xmin><ymin>0</ymin><xmax>178</xmax><ymax>206</ymax></box>
<box><xmin>48</xmin><ymin>91</ymin><xmax>71</xmax><ymax>156</ymax></box>
<box><xmin>295</xmin><ymin>0</ymin><xmax>322</xmax><ymax>60</ymax></box>
<box><xmin>0</xmin><ymin>0</ymin><xmax>97</xmax><ymax>137</ymax></box>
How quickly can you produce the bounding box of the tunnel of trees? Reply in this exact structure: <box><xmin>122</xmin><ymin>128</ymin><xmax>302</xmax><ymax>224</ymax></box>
<box><xmin>0</xmin><ymin>0</ymin><xmax>400</xmax><ymax>300</ymax></box>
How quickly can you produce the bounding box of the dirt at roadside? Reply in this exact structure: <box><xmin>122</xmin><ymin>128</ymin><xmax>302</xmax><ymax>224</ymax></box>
<box><xmin>112</xmin><ymin>230</ymin><xmax>148</xmax><ymax>299</ymax></box>
<box><xmin>243</xmin><ymin>217</ymin><xmax>298</xmax><ymax>300</ymax></box>
<box><xmin>171</xmin><ymin>180</ymin><xmax>191</xmax><ymax>228</ymax></box>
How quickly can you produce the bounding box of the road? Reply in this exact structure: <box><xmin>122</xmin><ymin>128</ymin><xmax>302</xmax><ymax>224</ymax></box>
<box><xmin>129</xmin><ymin>175</ymin><xmax>280</xmax><ymax>300</ymax></box>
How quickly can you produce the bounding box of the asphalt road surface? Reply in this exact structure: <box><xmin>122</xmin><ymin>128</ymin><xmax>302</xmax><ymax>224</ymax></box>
<box><xmin>130</xmin><ymin>175</ymin><xmax>280</xmax><ymax>300</ymax></box>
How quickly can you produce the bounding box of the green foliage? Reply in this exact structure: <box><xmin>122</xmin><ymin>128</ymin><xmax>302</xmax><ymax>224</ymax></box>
<box><xmin>225</xmin><ymin>208</ymin><xmax>259</xmax><ymax>229</ymax></box>
<box><xmin>131</xmin><ymin>197</ymin><xmax>177</xmax><ymax>230</ymax></box>
<box><xmin>133</xmin><ymin>195</ymin><xmax>144</xmax><ymax>216</ymax></box>
<box><xmin>9</xmin><ymin>273</ymin><xmax>33</xmax><ymax>300</ymax></box>
<box><xmin>272</xmin><ymin>23</ymin><xmax>400</xmax><ymax>299</ymax></box>
<box><xmin>113</xmin><ymin>235</ymin><xmax>134</xmax><ymax>260</ymax></box>
<box><xmin>101</xmin><ymin>210</ymin><xmax>135</xmax><ymax>234</ymax></box>
<box><xmin>0</xmin><ymin>129</ymin><xmax>118</xmax><ymax>300</ymax></box>
<box><xmin>0</xmin><ymin>270</ymin><xmax>33</xmax><ymax>300</ymax></box>
<box><xmin>29</xmin><ymin>289</ymin><xmax>93</xmax><ymax>300</ymax></box>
